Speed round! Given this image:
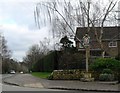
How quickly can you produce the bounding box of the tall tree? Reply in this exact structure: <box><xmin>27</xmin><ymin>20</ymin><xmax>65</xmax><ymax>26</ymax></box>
<box><xmin>1</xmin><ymin>34</ymin><xmax>11</xmax><ymax>59</ymax></box>
<box><xmin>60</xmin><ymin>36</ymin><xmax>73</xmax><ymax>50</ymax></box>
<box><xmin>34</xmin><ymin>0</ymin><xmax>117</xmax><ymax>57</ymax></box>
<box><xmin>23</xmin><ymin>44</ymin><xmax>41</xmax><ymax>71</ymax></box>
<box><xmin>0</xmin><ymin>33</ymin><xmax>2</xmax><ymax>73</ymax></box>
<box><xmin>23</xmin><ymin>38</ymin><xmax>50</xmax><ymax>71</ymax></box>
<box><xmin>0</xmin><ymin>34</ymin><xmax>12</xmax><ymax>73</ymax></box>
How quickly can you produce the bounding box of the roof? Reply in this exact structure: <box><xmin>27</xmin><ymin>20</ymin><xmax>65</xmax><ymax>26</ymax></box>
<box><xmin>75</xmin><ymin>26</ymin><xmax>120</xmax><ymax>41</ymax></box>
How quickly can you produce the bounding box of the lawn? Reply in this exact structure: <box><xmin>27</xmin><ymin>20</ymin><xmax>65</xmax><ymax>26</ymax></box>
<box><xmin>31</xmin><ymin>72</ymin><xmax>51</xmax><ymax>79</ymax></box>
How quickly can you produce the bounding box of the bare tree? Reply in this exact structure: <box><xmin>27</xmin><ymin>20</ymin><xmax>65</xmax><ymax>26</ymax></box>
<box><xmin>39</xmin><ymin>37</ymin><xmax>50</xmax><ymax>54</ymax></box>
<box><xmin>34</xmin><ymin>0</ymin><xmax>117</xmax><ymax>57</ymax></box>
<box><xmin>23</xmin><ymin>44</ymin><xmax>41</xmax><ymax>70</ymax></box>
<box><xmin>0</xmin><ymin>33</ymin><xmax>2</xmax><ymax>73</ymax></box>
<box><xmin>34</xmin><ymin>1</ymin><xmax>76</xmax><ymax>37</ymax></box>
<box><xmin>23</xmin><ymin>38</ymin><xmax>50</xmax><ymax>71</ymax></box>
<box><xmin>1</xmin><ymin>34</ymin><xmax>11</xmax><ymax>59</ymax></box>
<box><xmin>0</xmin><ymin>34</ymin><xmax>13</xmax><ymax>73</ymax></box>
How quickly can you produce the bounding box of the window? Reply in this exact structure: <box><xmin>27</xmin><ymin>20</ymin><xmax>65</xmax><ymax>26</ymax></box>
<box><xmin>109</xmin><ymin>41</ymin><xmax>117</xmax><ymax>47</ymax></box>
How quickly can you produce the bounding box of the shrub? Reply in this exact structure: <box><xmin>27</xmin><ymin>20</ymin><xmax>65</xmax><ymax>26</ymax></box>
<box><xmin>48</xmin><ymin>74</ymin><xmax>53</xmax><ymax>80</ymax></box>
<box><xmin>47</xmin><ymin>72</ymin><xmax>53</xmax><ymax>80</ymax></box>
<box><xmin>115</xmin><ymin>54</ymin><xmax>120</xmax><ymax>61</ymax></box>
<box><xmin>99</xmin><ymin>73</ymin><xmax>114</xmax><ymax>81</ymax></box>
<box><xmin>99</xmin><ymin>68</ymin><xmax>114</xmax><ymax>81</ymax></box>
<box><xmin>91</xmin><ymin>71</ymin><xmax>100</xmax><ymax>80</ymax></box>
<box><xmin>90</xmin><ymin>58</ymin><xmax>120</xmax><ymax>80</ymax></box>
<box><xmin>102</xmin><ymin>69</ymin><xmax>112</xmax><ymax>74</ymax></box>
<box><xmin>90</xmin><ymin>58</ymin><xmax>120</xmax><ymax>73</ymax></box>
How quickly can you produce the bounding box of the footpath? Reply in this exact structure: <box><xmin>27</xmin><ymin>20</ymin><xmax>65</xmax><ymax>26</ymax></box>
<box><xmin>3</xmin><ymin>74</ymin><xmax>120</xmax><ymax>92</ymax></box>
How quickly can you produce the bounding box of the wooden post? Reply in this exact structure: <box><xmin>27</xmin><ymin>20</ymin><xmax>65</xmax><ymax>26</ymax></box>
<box><xmin>86</xmin><ymin>46</ymin><xmax>90</xmax><ymax>72</ymax></box>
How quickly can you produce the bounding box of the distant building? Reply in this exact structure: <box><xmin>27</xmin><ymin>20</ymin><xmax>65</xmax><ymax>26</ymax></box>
<box><xmin>75</xmin><ymin>26</ymin><xmax>120</xmax><ymax>58</ymax></box>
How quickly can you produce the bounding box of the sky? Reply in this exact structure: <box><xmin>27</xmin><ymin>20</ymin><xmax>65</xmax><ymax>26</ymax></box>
<box><xmin>0</xmin><ymin>0</ymin><xmax>54</xmax><ymax>61</ymax></box>
<box><xmin>0</xmin><ymin>0</ymin><xmax>120</xmax><ymax>61</ymax></box>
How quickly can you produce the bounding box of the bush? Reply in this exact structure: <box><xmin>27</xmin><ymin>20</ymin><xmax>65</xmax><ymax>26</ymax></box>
<box><xmin>90</xmin><ymin>58</ymin><xmax>120</xmax><ymax>73</ymax></box>
<box><xmin>58</xmin><ymin>52</ymin><xmax>85</xmax><ymax>70</ymax></box>
<box><xmin>47</xmin><ymin>72</ymin><xmax>53</xmax><ymax>80</ymax></box>
<box><xmin>115</xmin><ymin>54</ymin><xmax>120</xmax><ymax>61</ymax></box>
<box><xmin>99</xmin><ymin>73</ymin><xmax>114</xmax><ymax>81</ymax></box>
<box><xmin>99</xmin><ymin>68</ymin><xmax>114</xmax><ymax>81</ymax></box>
<box><xmin>102</xmin><ymin>69</ymin><xmax>112</xmax><ymax>74</ymax></box>
<box><xmin>90</xmin><ymin>58</ymin><xmax>120</xmax><ymax>80</ymax></box>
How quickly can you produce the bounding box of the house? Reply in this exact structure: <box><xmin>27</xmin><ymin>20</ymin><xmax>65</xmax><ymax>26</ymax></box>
<box><xmin>75</xmin><ymin>26</ymin><xmax>120</xmax><ymax>58</ymax></box>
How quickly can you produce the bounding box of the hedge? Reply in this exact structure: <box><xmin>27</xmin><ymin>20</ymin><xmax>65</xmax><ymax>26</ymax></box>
<box><xmin>32</xmin><ymin>51</ymin><xmax>59</xmax><ymax>72</ymax></box>
<box><xmin>32</xmin><ymin>51</ymin><xmax>85</xmax><ymax>72</ymax></box>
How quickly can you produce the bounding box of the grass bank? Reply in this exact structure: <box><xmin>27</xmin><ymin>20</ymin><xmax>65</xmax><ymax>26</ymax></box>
<box><xmin>31</xmin><ymin>72</ymin><xmax>51</xmax><ymax>79</ymax></box>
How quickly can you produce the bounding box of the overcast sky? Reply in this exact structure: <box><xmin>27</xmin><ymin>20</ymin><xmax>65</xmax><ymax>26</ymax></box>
<box><xmin>0</xmin><ymin>0</ymin><xmax>119</xmax><ymax>61</ymax></box>
<box><xmin>0</xmin><ymin>0</ymin><xmax>53</xmax><ymax>61</ymax></box>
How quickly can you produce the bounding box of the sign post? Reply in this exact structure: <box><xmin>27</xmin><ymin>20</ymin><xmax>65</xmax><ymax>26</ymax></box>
<box><xmin>83</xmin><ymin>33</ymin><xmax>90</xmax><ymax>72</ymax></box>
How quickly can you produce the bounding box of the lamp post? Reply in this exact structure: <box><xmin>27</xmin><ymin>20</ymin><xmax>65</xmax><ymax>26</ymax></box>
<box><xmin>83</xmin><ymin>33</ymin><xmax>90</xmax><ymax>72</ymax></box>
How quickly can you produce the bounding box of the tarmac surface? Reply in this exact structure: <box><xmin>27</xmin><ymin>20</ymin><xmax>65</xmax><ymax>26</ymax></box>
<box><xmin>3</xmin><ymin>74</ymin><xmax>120</xmax><ymax>92</ymax></box>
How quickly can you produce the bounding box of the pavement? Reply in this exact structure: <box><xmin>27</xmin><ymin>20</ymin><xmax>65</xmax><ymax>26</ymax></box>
<box><xmin>3</xmin><ymin>74</ymin><xmax>120</xmax><ymax>92</ymax></box>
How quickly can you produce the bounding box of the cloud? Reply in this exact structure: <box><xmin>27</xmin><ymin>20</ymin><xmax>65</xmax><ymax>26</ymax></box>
<box><xmin>0</xmin><ymin>1</ymin><xmax>52</xmax><ymax>61</ymax></box>
<box><xmin>0</xmin><ymin>0</ymin><xmax>74</xmax><ymax>61</ymax></box>
<box><xmin>1</xmin><ymin>24</ymin><xmax>50</xmax><ymax>61</ymax></box>
<box><xmin>0</xmin><ymin>2</ymin><xmax>36</xmax><ymax>27</ymax></box>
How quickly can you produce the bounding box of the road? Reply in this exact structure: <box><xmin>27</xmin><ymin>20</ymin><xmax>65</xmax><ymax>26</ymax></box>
<box><xmin>2</xmin><ymin>84</ymin><xmax>66</xmax><ymax>91</ymax></box>
<box><xmin>2</xmin><ymin>74</ymin><xmax>66</xmax><ymax>91</ymax></box>
<box><xmin>2</xmin><ymin>74</ymin><xmax>118</xmax><ymax>93</ymax></box>
<box><xmin>2</xmin><ymin>84</ymin><xmax>118</xmax><ymax>93</ymax></box>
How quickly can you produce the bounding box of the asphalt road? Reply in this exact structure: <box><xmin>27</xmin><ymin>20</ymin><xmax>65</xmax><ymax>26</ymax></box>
<box><xmin>2</xmin><ymin>84</ymin><xmax>118</xmax><ymax>93</ymax></box>
<box><xmin>2</xmin><ymin>74</ymin><xmax>118</xmax><ymax>93</ymax></box>
<box><xmin>2</xmin><ymin>74</ymin><xmax>68</xmax><ymax>92</ymax></box>
<box><xmin>2</xmin><ymin>74</ymin><xmax>13</xmax><ymax>79</ymax></box>
<box><xmin>2</xmin><ymin>84</ymin><xmax>66</xmax><ymax>91</ymax></box>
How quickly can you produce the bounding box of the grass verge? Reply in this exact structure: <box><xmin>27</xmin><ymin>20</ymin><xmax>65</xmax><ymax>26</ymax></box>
<box><xmin>31</xmin><ymin>72</ymin><xmax>51</xmax><ymax>79</ymax></box>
